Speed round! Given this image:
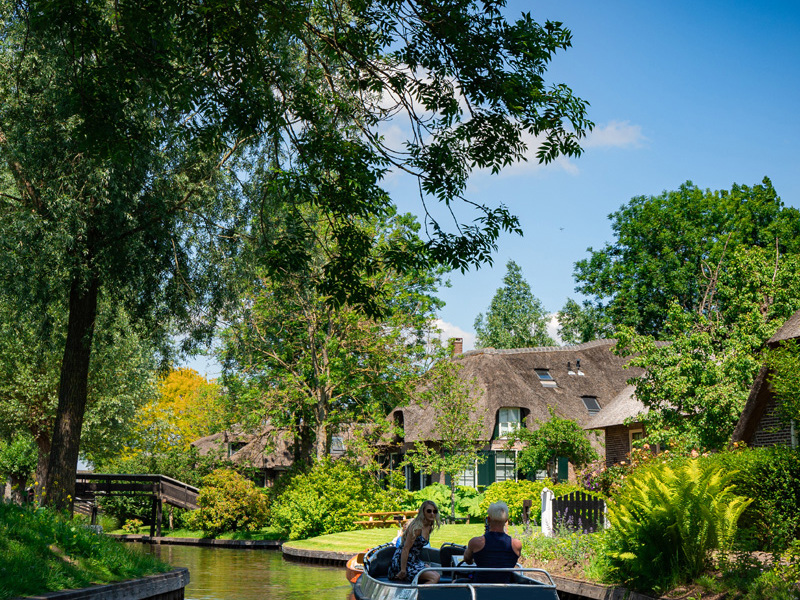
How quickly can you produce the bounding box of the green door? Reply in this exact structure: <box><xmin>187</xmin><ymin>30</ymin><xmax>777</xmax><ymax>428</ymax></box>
<box><xmin>557</xmin><ymin>456</ymin><xmax>569</xmax><ymax>482</ymax></box>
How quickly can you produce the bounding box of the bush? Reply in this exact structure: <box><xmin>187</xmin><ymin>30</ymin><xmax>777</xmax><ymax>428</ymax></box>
<box><xmin>479</xmin><ymin>479</ymin><xmax>583</xmax><ymax>523</ymax></box>
<box><xmin>601</xmin><ymin>459</ymin><xmax>751</xmax><ymax>593</ymax></box>
<box><xmin>704</xmin><ymin>445</ymin><xmax>800</xmax><ymax>552</ymax></box>
<box><xmin>183</xmin><ymin>469</ymin><xmax>269</xmax><ymax>536</ymax></box>
<box><xmin>271</xmin><ymin>458</ymin><xmax>398</xmax><ymax>540</ymax></box>
<box><xmin>122</xmin><ymin>519</ymin><xmax>143</xmax><ymax>534</ymax></box>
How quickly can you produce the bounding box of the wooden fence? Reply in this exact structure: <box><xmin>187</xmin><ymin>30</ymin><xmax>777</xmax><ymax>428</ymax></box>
<box><xmin>551</xmin><ymin>490</ymin><xmax>605</xmax><ymax>533</ymax></box>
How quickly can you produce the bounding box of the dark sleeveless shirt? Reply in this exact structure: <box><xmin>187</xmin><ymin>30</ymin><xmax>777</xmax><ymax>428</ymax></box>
<box><xmin>472</xmin><ymin>531</ymin><xmax>518</xmax><ymax>583</ymax></box>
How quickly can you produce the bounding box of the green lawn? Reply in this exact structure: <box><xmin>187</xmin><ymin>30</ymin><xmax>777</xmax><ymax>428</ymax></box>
<box><xmin>283</xmin><ymin>523</ymin><xmax>486</xmax><ymax>554</ymax></box>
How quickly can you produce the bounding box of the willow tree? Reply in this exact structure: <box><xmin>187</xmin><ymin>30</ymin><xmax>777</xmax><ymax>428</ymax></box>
<box><xmin>0</xmin><ymin>0</ymin><xmax>591</xmax><ymax>509</ymax></box>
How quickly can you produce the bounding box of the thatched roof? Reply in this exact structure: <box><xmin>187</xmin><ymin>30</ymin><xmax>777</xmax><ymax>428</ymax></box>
<box><xmin>191</xmin><ymin>427</ymin><xmax>294</xmax><ymax>470</ymax></box>
<box><xmin>392</xmin><ymin>339</ymin><xmax>638</xmax><ymax>443</ymax></box>
<box><xmin>768</xmin><ymin>309</ymin><xmax>800</xmax><ymax>347</ymax></box>
<box><xmin>585</xmin><ymin>384</ymin><xmax>646</xmax><ymax>429</ymax></box>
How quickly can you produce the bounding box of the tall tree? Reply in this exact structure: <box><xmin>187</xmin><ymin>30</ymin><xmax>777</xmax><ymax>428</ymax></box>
<box><xmin>557</xmin><ymin>298</ymin><xmax>612</xmax><ymax>345</ymax></box>
<box><xmin>221</xmin><ymin>210</ymin><xmax>444</xmax><ymax>463</ymax></box>
<box><xmin>123</xmin><ymin>368</ymin><xmax>225</xmax><ymax>457</ymax></box>
<box><xmin>574</xmin><ymin>178</ymin><xmax>800</xmax><ymax>337</ymax></box>
<box><xmin>474</xmin><ymin>260</ymin><xmax>554</xmax><ymax>348</ymax></box>
<box><xmin>615</xmin><ymin>246</ymin><xmax>800</xmax><ymax>451</ymax></box>
<box><xmin>0</xmin><ymin>294</ymin><xmax>156</xmax><ymax>497</ymax></box>
<box><xmin>0</xmin><ymin>0</ymin><xmax>591</xmax><ymax>508</ymax></box>
<box><xmin>403</xmin><ymin>358</ymin><xmax>486</xmax><ymax>519</ymax></box>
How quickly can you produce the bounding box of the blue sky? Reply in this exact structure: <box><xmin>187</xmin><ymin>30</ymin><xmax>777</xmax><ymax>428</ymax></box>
<box><xmin>417</xmin><ymin>0</ymin><xmax>800</xmax><ymax>350</ymax></box>
<box><xmin>184</xmin><ymin>1</ymin><xmax>800</xmax><ymax>375</ymax></box>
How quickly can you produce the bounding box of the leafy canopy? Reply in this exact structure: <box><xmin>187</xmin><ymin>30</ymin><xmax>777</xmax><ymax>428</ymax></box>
<box><xmin>574</xmin><ymin>178</ymin><xmax>800</xmax><ymax>337</ymax></box>
<box><xmin>402</xmin><ymin>358</ymin><xmax>486</xmax><ymax>518</ymax></box>
<box><xmin>0</xmin><ymin>0</ymin><xmax>591</xmax><ymax>508</ymax></box>
<box><xmin>515</xmin><ymin>409</ymin><xmax>598</xmax><ymax>481</ymax></box>
<box><xmin>474</xmin><ymin>260</ymin><xmax>554</xmax><ymax>349</ymax></box>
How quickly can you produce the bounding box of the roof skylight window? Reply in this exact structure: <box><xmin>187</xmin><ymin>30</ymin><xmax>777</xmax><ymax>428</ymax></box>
<box><xmin>582</xmin><ymin>396</ymin><xmax>601</xmax><ymax>415</ymax></box>
<box><xmin>534</xmin><ymin>369</ymin><xmax>557</xmax><ymax>387</ymax></box>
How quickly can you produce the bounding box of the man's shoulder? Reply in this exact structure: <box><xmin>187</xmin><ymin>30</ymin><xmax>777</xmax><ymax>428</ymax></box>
<box><xmin>467</xmin><ymin>535</ymin><xmax>486</xmax><ymax>548</ymax></box>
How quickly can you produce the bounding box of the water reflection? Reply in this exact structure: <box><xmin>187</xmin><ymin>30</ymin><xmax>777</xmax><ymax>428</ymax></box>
<box><xmin>145</xmin><ymin>544</ymin><xmax>353</xmax><ymax>600</ymax></box>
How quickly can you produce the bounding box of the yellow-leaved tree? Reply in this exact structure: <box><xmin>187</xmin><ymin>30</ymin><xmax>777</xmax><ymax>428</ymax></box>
<box><xmin>126</xmin><ymin>368</ymin><xmax>225</xmax><ymax>456</ymax></box>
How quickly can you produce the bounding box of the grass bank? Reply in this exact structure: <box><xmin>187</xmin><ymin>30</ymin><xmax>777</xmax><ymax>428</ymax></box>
<box><xmin>0</xmin><ymin>502</ymin><xmax>171</xmax><ymax>600</ymax></box>
<box><xmin>283</xmin><ymin>523</ymin><xmax>485</xmax><ymax>554</ymax></box>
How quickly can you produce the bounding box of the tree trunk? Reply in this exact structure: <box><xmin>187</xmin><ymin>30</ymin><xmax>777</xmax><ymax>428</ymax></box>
<box><xmin>314</xmin><ymin>388</ymin><xmax>330</xmax><ymax>462</ymax></box>
<box><xmin>33</xmin><ymin>434</ymin><xmax>51</xmax><ymax>503</ymax></box>
<box><xmin>42</xmin><ymin>274</ymin><xmax>99</xmax><ymax>510</ymax></box>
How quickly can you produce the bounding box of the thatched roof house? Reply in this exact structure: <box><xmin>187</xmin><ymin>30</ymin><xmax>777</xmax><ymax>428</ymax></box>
<box><xmin>191</xmin><ymin>427</ymin><xmax>294</xmax><ymax>486</ymax></box>
<box><xmin>732</xmin><ymin>309</ymin><xmax>800</xmax><ymax>448</ymax></box>
<box><xmin>585</xmin><ymin>384</ymin><xmax>650</xmax><ymax>466</ymax></box>
<box><xmin>388</xmin><ymin>339</ymin><xmax>637</xmax><ymax>487</ymax></box>
<box><xmin>392</xmin><ymin>339</ymin><xmax>636</xmax><ymax>444</ymax></box>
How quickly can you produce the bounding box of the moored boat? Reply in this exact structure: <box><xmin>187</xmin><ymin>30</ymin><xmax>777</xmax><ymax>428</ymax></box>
<box><xmin>352</xmin><ymin>542</ymin><xmax>560</xmax><ymax>600</ymax></box>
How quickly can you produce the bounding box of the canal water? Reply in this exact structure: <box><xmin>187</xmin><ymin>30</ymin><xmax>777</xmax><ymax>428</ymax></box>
<box><xmin>145</xmin><ymin>545</ymin><xmax>353</xmax><ymax>600</ymax></box>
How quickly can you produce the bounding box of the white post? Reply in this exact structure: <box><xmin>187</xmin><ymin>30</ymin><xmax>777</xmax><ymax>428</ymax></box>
<box><xmin>541</xmin><ymin>487</ymin><xmax>554</xmax><ymax>538</ymax></box>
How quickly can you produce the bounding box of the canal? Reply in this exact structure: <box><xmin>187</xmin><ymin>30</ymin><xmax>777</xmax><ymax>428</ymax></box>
<box><xmin>144</xmin><ymin>545</ymin><xmax>353</xmax><ymax>600</ymax></box>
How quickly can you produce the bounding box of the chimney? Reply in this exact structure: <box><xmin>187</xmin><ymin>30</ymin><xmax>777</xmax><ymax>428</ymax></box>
<box><xmin>452</xmin><ymin>338</ymin><xmax>463</xmax><ymax>356</ymax></box>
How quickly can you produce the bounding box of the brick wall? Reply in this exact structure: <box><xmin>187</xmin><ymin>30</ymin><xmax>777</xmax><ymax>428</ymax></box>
<box><xmin>752</xmin><ymin>396</ymin><xmax>793</xmax><ymax>447</ymax></box>
<box><xmin>604</xmin><ymin>425</ymin><xmax>632</xmax><ymax>467</ymax></box>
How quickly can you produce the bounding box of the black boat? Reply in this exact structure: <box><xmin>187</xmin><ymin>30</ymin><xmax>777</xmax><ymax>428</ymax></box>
<box><xmin>352</xmin><ymin>542</ymin><xmax>560</xmax><ymax>600</ymax></box>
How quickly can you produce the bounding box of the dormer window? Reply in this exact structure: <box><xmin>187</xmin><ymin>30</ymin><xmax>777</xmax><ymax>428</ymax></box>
<box><xmin>581</xmin><ymin>396</ymin><xmax>601</xmax><ymax>416</ymax></box>
<box><xmin>497</xmin><ymin>407</ymin><xmax>522</xmax><ymax>438</ymax></box>
<box><xmin>535</xmin><ymin>369</ymin><xmax>557</xmax><ymax>387</ymax></box>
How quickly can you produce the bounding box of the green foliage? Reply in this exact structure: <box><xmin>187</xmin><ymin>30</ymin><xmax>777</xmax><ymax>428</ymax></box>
<box><xmin>602</xmin><ymin>460</ymin><xmax>751</xmax><ymax>592</ymax></box>
<box><xmin>615</xmin><ymin>243</ymin><xmax>800</xmax><ymax>451</ymax></box>
<box><xmin>94</xmin><ymin>446</ymin><xmax>233</xmax><ymax>525</ymax></box>
<box><xmin>574</xmin><ymin>178</ymin><xmax>800</xmax><ymax>337</ymax></box>
<box><xmin>453</xmin><ymin>487</ymin><xmax>486</xmax><ymax>520</ymax></box>
<box><xmin>479</xmin><ymin>479</ymin><xmax>583</xmax><ymax>524</ymax></box>
<box><xmin>474</xmin><ymin>260</ymin><xmax>554</xmax><ymax>349</ymax></box>
<box><xmin>557</xmin><ymin>298</ymin><xmax>612</xmax><ymax>345</ymax></box>
<box><xmin>122</xmin><ymin>519</ymin><xmax>143</xmax><ymax>534</ymax></box>
<box><xmin>271</xmin><ymin>458</ymin><xmax>397</xmax><ymax>540</ymax></box>
<box><xmin>400</xmin><ymin>483</ymin><xmax>453</xmax><ymax>515</ymax></box>
<box><xmin>515</xmin><ymin>410</ymin><xmax>598</xmax><ymax>480</ymax></box>
<box><xmin>0</xmin><ymin>433</ymin><xmax>37</xmax><ymax>481</ymax></box>
<box><xmin>704</xmin><ymin>446</ymin><xmax>800</xmax><ymax>552</ymax></box>
<box><xmin>221</xmin><ymin>210</ymin><xmax>444</xmax><ymax>463</ymax></box>
<box><xmin>766</xmin><ymin>340</ymin><xmax>800</xmax><ymax>425</ymax></box>
<box><xmin>183</xmin><ymin>469</ymin><xmax>269</xmax><ymax>536</ymax></box>
<box><xmin>0</xmin><ymin>503</ymin><xmax>169</xmax><ymax>599</ymax></box>
<box><xmin>402</xmin><ymin>359</ymin><xmax>486</xmax><ymax>518</ymax></box>
<box><xmin>521</xmin><ymin>529</ymin><xmax>602</xmax><ymax>571</ymax></box>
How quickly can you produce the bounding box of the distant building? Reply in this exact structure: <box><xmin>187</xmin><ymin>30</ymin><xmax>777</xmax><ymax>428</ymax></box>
<box><xmin>584</xmin><ymin>384</ymin><xmax>649</xmax><ymax>466</ymax></box>
<box><xmin>732</xmin><ymin>310</ymin><xmax>800</xmax><ymax>449</ymax></box>
<box><xmin>386</xmin><ymin>339</ymin><xmax>637</xmax><ymax>489</ymax></box>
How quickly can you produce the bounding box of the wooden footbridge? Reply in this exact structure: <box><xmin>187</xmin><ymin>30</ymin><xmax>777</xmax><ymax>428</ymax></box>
<box><xmin>75</xmin><ymin>473</ymin><xmax>199</xmax><ymax>537</ymax></box>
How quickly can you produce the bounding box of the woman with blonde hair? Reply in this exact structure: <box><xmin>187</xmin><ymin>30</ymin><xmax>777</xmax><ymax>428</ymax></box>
<box><xmin>388</xmin><ymin>500</ymin><xmax>441</xmax><ymax>584</ymax></box>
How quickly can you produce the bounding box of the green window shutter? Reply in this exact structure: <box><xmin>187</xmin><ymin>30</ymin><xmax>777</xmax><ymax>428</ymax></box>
<box><xmin>557</xmin><ymin>456</ymin><xmax>569</xmax><ymax>482</ymax></box>
<box><xmin>478</xmin><ymin>451</ymin><xmax>496</xmax><ymax>487</ymax></box>
<box><xmin>444</xmin><ymin>473</ymin><xmax>452</xmax><ymax>488</ymax></box>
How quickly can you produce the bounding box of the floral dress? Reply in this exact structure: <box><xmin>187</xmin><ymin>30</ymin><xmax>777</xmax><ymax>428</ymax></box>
<box><xmin>388</xmin><ymin>533</ymin><xmax>429</xmax><ymax>582</ymax></box>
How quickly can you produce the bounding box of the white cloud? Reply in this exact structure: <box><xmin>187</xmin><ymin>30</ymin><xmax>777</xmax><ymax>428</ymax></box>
<box><xmin>432</xmin><ymin>319</ymin><xmax>476</xmax><ymax>352</ymax></box>
<box><xmin>583</xmin><ymin>120</ymin><xmax>647</xmax><ymax>149</ymax></box>
<box><xmin>546</xmin><ymin>313</ymin><xmax>563</xmax><ymax>346</ymax></box>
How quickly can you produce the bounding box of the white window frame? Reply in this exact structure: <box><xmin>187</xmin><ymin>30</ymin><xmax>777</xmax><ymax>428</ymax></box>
<box><xmin>494</xmin><ymin>451</ymin><xmax>517</xmax><ymax>482</ymax></box>
<box><xmin>498</xmin><ymin>407</ymin><xmax>522</xmax><ymax>438</ymax></box>
<box><xmin>457</xmin><ymin>461</ymin><xmax>477</xmax><ymax>488</ymax></box>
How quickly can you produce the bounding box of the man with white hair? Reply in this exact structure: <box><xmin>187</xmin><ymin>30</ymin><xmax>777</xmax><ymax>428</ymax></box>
<box><xmin>462</xmin><ymin>501</ymin><xmax>522</xmax><ymax>583</ymax></box>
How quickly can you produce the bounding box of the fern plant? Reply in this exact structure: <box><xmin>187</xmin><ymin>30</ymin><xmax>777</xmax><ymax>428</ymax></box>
<box><xmin>602</xmin><ymin>459</ymin><xmax>752</xmax><ymax>592</ymax></box>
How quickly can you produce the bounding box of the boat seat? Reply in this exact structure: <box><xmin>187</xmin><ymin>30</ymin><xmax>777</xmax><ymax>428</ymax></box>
<box><xmin>366</xmin><ymin>545</ymin><xmax>396</xmax><ymax>578</ymax></box>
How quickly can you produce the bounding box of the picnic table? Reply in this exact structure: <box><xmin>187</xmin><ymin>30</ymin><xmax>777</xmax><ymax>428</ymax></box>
<box><xmin>354</xmin><ymin>510</ymin><xmax>418</xmax><ymax>528</ymax></box>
